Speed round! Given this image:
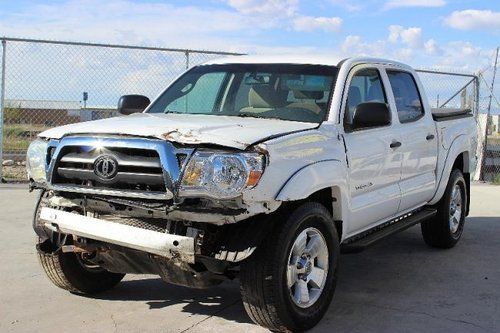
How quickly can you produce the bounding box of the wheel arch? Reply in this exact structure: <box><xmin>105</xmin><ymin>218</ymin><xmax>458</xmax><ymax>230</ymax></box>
<box><xmin>430</xmin><ymin>148</ymin><xmax>471</xmax><ymax>215</ymax></box>
<box><xmin>275</xmin><ymin>160</ymin><xmax>348</xmax><ymax>240</ymax></box>
<box><xmin>452</xmin><ymin>152</ymin><xmax>471</xmax><ymax>216</ymax></box>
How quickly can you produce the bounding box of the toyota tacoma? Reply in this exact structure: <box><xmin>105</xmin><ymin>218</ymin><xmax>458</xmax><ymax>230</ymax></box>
<box><xmin>27</xmin><ymin>55</ymin><xmax>478</xmax><ymax>332</ymax></box>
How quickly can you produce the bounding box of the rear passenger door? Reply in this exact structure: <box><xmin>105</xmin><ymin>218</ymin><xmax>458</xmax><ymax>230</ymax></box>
<box><xmin>342</xmin><ymin>66</ymin><xmax>402</xmax><ymax>234</ymax></box>
<box><xmin>385</xmin><ymin>69</ymin><xmax>438</xmax><ymax>212</ymax></box>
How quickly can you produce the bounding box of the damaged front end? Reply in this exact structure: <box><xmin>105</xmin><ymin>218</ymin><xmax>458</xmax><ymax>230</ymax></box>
<box><xmin>30</xmin><ymin>135</ymin><xmax>280</xmax><ymax>288</ymax></box>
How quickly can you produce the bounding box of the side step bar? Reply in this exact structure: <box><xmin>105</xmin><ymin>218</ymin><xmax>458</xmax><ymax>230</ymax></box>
<box><xmin>39</xmin><ymin>207</ymin><xmax>195</xmax><ymax>263</ymax></box>
<box><xmin>341</xmin><ymin>208</ymin><xmax>437</xmax><ymax>253</ymax></box>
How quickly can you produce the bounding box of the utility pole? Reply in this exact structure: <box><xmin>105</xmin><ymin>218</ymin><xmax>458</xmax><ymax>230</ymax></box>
<box><xmin>480</xmin><ymin>46</ymin><xmax>499</xmax><ymax>181</ymax></box>
<box><xmin>83</xmin><ymin>91</ymin><xmax>88</xmax><ymax>109</ymax></box>
<box><xmin>487</xmin><ymin>47</ymin><xmax>499</xmax><ymax>117</ymax></box>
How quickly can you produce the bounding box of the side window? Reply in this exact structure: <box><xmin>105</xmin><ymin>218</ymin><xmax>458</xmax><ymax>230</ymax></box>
<box><xmin>166</xmin><ymin>72</ymin><xmax>226</xmax><ymax>114</ymax></box>
<box><xmin>387</xmin><ymin>71</ymin><xmax>424</xmax><ymax>123</ymax></box>
<box><xmin>344</xmin><ymin>68</ymin><xmax>387</xmax><ymax>126</ymax></box>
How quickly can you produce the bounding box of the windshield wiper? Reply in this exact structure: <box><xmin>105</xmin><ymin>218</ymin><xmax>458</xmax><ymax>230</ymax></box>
<box><xmin>236</xmin><ymin>113</ymin><xmax>262</xmax><ymax>119</ymax></box>
<box><xmin>164</xmin><ymin>110</ymin><xmax>185</xmax><ymax>114</ymax></box>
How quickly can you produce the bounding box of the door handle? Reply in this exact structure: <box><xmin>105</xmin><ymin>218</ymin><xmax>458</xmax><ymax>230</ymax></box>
<box><xmin>426</xmin><ymin>134</ymin><xmax>435</xmax><ymax>141</ymax></box>
<box><xmin>390</xmin><ymin>141</ymin><xmax>402</xmax><ymax>148</ymax></box>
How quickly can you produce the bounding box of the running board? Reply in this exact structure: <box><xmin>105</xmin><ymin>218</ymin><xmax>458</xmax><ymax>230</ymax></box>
<box><xmin>341</xmin><ymin>208</ymin><xmax>437</xmax><ymax>253</ymax></box>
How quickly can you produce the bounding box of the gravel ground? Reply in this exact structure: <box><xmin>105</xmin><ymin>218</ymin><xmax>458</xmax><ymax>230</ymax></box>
<box><xmin>2</xmin><ymin>165</ymin><xmax>28</xmax><ymax>181</ymax></box>
<box><xmin>0</xmin><ymin>183</ymin><xmax>499</xmax><ymax>333</ymax></box>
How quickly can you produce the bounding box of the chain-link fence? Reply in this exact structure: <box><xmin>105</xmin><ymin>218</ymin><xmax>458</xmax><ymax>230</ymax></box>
<box><xmin>415</xmin><ymin>69</ymin><xmax>483</xmax><ymax>182</ymax></box>
<box><xmin>0</xmin><ymin>37</ymin><xmax>242</xmax><ymax>181</ymax></box>
<box><xmin>0</xmin><ymin>37</ymin><xmax>498</xmax><ymax>183</ymax></box>
<box><xmin>416</xmin><ymin>67</ymin><xmax>499</xmax><ymax>183</ymax></box>
<box><xmin>476</xmin><ymin>61</ymin><xmax>500</xmax><ymax>184</ymax></box>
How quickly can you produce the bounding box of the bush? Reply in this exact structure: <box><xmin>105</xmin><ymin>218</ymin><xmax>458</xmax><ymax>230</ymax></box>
<box><xmin>4</xmin><ymin>107</ymin><xmax>23</xmax><ymax>124</ymax></box>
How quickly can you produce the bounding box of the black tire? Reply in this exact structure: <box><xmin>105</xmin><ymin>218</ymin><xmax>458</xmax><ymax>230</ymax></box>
<box><xmin>421</xmin><ymin>169</ymin><xmax>467</xmax><ymax>249</ymax></box>
<box><xmin>38</xmin><ymin>247</ymin><xmax>125</xmax><ymax>294</ymax></box>
<box><xmin>239</xmin><ymin>202</ymin><xmax>340</xmax><ymax>332</ymax></box>
<box><xmin>34</xmin><ymin>192</ymin><xmax>124</xmax><ymax>295</ymax></box>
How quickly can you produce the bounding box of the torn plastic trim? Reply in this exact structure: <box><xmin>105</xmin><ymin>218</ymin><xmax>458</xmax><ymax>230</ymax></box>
<box><xmin>46</xmin><ymin>191</ymin><xmax>281</xmax><ymax>225</ymax></box>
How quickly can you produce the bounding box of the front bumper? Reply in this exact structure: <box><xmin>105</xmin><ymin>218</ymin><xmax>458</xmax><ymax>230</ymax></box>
<box><xmin>39</xmin><ymin>207</ymin><xmax>195</xmax><ymax>263</ymax></box>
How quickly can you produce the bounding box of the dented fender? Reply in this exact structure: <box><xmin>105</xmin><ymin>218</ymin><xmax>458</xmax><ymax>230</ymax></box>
<box><xmin>276</xmin><ymin>159</ymin><xmax>346</xmax><ymax>201</ymax></box>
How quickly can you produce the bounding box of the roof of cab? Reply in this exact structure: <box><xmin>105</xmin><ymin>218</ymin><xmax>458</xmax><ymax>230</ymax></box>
<box><xmin>201</xmin><ymin>54</ymin><xmax>413</xmax><ymax>71</ymax></box>
<box><xmin>202</xmin><ymin>54</ymin><xmax>343</xmax><ymax>67</ymax></box>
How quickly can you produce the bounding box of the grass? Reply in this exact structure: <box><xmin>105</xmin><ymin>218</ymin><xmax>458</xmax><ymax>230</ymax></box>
<box><xmin>4</xmin><ymin>138</ymin><xmax>32</xmax><ymax>151</ymax></box>
<box><xmin>2</xmin><ymin>124</ymin><xmax>49</xmax><ymax>152</ymax></box>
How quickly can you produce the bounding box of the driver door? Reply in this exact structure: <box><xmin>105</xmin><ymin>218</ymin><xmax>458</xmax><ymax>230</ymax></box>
<box><xmin>342</xmin><ymin>66</ymin><xmax>402</xmax><ymax>235</ymax></box>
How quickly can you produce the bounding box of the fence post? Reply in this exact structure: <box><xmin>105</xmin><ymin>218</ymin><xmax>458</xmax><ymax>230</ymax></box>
<box><xmin>0</xmin><ymin>39</ymin><xmax>6</xmax><ymax>182</ymax></box>
<box><xmin>185</xmin><ymin>50</ymin><xmax>190</xmax><ymax>70</ymax></box>
<box><xmin>475</xmin><ymin>75</ymin><xmax>480</xmax><ymax>117</ymax></box>
<box><xmin>473</xmin><ymin>75</ymin><xmax>483</xmax><ymax>181</ymax></box>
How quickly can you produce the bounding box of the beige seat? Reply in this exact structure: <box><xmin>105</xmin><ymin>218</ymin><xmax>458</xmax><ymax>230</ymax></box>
<box><xmin>240</xmin><ymin>85</ymin><xmax>284</xmax><ymax>114</ymax></box>
<box><xmin>287</xmin><ymin>90</ymin><xmax>323</xmax><ymax>114</ymax></box>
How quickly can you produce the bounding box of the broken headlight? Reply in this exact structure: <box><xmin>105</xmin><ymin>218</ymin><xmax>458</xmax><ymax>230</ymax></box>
<box><xmin>26</xmin><ymin>138</ymin><xmax>49</xmax><ymax>184</ymax></box>
<box><xmin>180</xmin><ymin>151</ymin><xmax>264</xmax><ymax>199</ymax></box>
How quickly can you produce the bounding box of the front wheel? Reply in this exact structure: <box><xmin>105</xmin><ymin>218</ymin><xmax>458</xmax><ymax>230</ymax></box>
<box><xmin>34</xmin><ymin>194</ymin><xmax>124</xmax><ymax>294</ymax></box>
<box><xmin>38</xmin><ymin>243</ymin><xmax>125</xmax><ymax>294</ymax></box>
<box><xmin>421</xmin><ymin>169</ymin><xmax>467</xmax><ymax>248</ymax></box>
<box><xmin>239</xmin><ymin>202</ymin><xmax>339</xmax><ymax>332</ymax></box>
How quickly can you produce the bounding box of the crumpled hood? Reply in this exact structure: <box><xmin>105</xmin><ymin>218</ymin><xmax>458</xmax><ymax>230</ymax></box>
<box><xmin>39</xmin><ymin>113</ymin><xmax>318</xmax><ymax>150</ymax></box>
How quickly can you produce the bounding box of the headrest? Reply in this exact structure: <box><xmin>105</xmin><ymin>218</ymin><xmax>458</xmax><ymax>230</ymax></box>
<box><xmin>293</xmin><ymin>90</ymin><xmax>324</xmax><ymax>100</ymax></box>
<box><xmin>367</xmin><ymin>84</ymin><xmax>384</xmax><ymax>102</ymax></box>
<box><xmin>348</xmin><ymin>86</ymin><xmax>361</xmax><ymax>108</ymax></box>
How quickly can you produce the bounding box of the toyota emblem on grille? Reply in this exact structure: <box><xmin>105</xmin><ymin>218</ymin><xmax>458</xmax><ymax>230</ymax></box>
<box><xmin>94</xmin><ymin>155</ymin><xmax>118</xmax><ymax>180</ymax></box>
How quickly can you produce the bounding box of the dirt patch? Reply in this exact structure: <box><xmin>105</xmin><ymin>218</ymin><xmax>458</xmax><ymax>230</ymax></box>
<box><xmin>2</xmin><ymin>165</ymin><xmax>28</xmax><ymax>182</ymax></box>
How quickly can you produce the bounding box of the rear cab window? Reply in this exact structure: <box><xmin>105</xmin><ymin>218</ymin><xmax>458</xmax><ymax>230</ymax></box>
<box><xmin>386</xmin><ymin>70</ymin><xmax>424</xmax><ymax>123</ymax></box>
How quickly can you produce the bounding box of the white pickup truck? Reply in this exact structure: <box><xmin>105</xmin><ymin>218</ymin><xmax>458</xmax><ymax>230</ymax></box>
<box><xmin>28</xmin><ymin>55</ymin><xmax>477</xmax><ymax>332</ymax></box>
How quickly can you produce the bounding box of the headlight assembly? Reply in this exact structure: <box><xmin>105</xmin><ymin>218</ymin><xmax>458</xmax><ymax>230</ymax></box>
<box><xmin>26</xmin><ymin>138</ymin><xmax>49</xmax><ymax>183</ymax></box>
<box><xmin>180</xmin><ymin>151</ymin><xmax>265</xmax><ymax>199</ymax></box>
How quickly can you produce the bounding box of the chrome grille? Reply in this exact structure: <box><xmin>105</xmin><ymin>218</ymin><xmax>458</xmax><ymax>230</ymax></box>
<box><xmin>47</xmin><ymin>136</ymin><xmax>193</xmax><ymax>200</ymax></box>
<box><xmin>55</xmin><ymin>148</ymin><xmax>164</xmax><ymax>188</ymax></box>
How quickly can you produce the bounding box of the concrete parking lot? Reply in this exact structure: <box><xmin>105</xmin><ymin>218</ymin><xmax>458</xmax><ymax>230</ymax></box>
<box><xmin>0</xmin><ymin>183</ymin><xmax>499</xmax><ymax>333</ymax></box>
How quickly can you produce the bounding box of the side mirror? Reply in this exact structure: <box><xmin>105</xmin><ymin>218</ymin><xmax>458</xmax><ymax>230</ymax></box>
<box><xmin>352</xmin><ymin>102</ymin><xmax>391</xmax><ymax>130</ymax></box>
<box><xmin>117</xmin><ymin>95</ymin><xmax>150</xmax><ymax>115</ymax></box>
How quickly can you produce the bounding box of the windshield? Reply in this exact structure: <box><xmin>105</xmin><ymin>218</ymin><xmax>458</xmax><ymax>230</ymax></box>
<box><xmin>147</xmin><ymin>64</ymin><xmax>339</xmax><ymax>123</ymax></box>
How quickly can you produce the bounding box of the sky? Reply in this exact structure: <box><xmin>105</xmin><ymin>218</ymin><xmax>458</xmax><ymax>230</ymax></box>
<box><xmin>0</xmin><ymin>0</ymin><xmax>499</xmax><ymax>69</ymax></box>
<box><xmin>0</xmin><ymin>0</ymin><xmax>498</xmax><ymax>111</ymax></box>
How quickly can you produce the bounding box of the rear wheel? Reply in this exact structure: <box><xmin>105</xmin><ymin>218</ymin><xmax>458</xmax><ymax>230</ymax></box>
<box><xmin>421</xmin><ymin>169</ymin><xmax>467</xmax><ymax>249</ymax></box>
<box><xmin>239</xmin><ymin>202</ymin><xmax>339</xmax><ymax>332</ymax></box>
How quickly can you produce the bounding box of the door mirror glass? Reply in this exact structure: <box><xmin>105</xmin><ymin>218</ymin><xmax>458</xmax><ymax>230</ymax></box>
<box><xmin>352</xmin><ymin>102</ymin><xmax>391</xmax><ymax>130</ymax></box>
<box><xmin>117</xmin><ymin>95</ymin><xmax>150</xmax><ymax>115</ymax></box>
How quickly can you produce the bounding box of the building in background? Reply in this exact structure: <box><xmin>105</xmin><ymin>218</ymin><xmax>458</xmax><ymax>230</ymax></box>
<box><xmin>5</xmin><ymin>99</ymin><xmax>117</xmax><ymax>126</ymax></box>
<box><xmin>5</xmin><ymin>99</ymin><xmax>82</xmax><ymax>126</ymax></box>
